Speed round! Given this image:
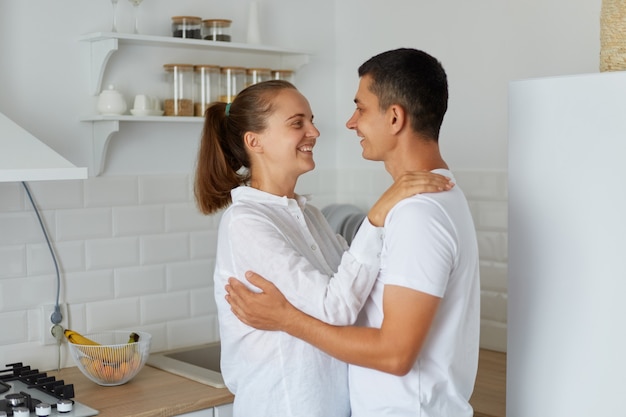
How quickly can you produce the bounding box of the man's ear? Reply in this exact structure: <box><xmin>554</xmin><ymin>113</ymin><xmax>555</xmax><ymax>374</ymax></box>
<box><xmin>244</xmin><ymin>131</ymin><xmax>263</xmax><ymax>153</ymax></box>
<box><xmin>388</xmin><ymin>104</ymin><xmax>407</xmax><ymax>135</ymax></box>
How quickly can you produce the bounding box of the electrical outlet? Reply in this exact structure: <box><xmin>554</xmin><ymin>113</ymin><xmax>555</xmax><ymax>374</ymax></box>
<box><xmin>41</xmin><ymin>303</ymin><xmax>68</xmax><ymax>345</ymax></box>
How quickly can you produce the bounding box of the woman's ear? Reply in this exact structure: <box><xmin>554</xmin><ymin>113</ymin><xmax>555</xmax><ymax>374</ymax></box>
<box><xmin>244</xmin><ymin>131</ymin><xmax>263</xmax><ymax>153</ymax></box>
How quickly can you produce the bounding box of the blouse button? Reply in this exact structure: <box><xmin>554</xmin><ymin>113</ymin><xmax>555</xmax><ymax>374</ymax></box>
<box><xmin>311</xmin><ymin>244</ymin><xmax>317</xmax><ymax>251</ymax></box>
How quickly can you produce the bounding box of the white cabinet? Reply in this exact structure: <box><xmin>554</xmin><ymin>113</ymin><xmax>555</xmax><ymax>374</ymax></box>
<box><xmin>214</xmin><ymin>403</ymin><xmax>233</xmax><ymax>417</ymax></box>
<box><xmin>79</xmin><ymin>32</ymin><xmax>310</xmax><ymax>175</ymax></box>
<box><xmin>175</xmin><ymin>403</ymin><xmax>233</xmax><ymax>417</ymax></box>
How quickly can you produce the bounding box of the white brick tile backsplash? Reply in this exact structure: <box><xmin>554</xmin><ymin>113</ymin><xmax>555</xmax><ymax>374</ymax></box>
<box><xmin>455</xmin><ymin>171</ymin><xmax>507</xmax><ymax>200</ymax></box>
<box><xmin>481</xmin><ymin>291</ymin><xmax>508</xmax><ymax>322</ymax></box>
<box><xmin>27</xmin><ymin>308</ymin><xmax>40</xmax><ymax>341</ymax></box>
<box><xmin>23</xmin><ymin>180</ymin><xmax>84</xmax><ymax>210</ymax></box>
<box><xmin>115</xmin><ymin>265</ymin><xmax>166</xmax><ymax>297</ymax></box>
<box><xmin>141</xmin><ymin>233</ymin><xmax>189</xmax><ymax>265</ymax></box>
<box><xmin>139</xmin><ymin>175</ymin><xmax>189</xmax><ymax>204</ymax></box>
<box><xmin>167</xmin><ymin>260</ymin><xmax>214</xmax><ymax>291</ymax></box>
<box><xmin>85</xmin><ymin>176</ymin><xmax>138</xmax><ymax>207</ymax></box>
<box><xmin>473</xmin><ymin>200</ymin><xmax>508</xmax><ymax>230</ymax></box>
<box><xmin>347</xmin><ymin>169</ymin><xmax>377</xmax><ymax>195</ymax></box>
<box><xmin>480</xmin><ymin>319</ymin><xmax>507</xmax><ymax>352</ymax></box>
<box><xmin>0</xmin><ymin>170</ymin><xmax>510</xmax><ymax>364</ymax></box>
<box><xmin>295</xmin><ymin>170</ymin><xmax>320</xmax><ymax>195</ymax></box>
<box><xmin>139</xmin><ymin>323</ymin><xmax>168</xmax><ymax>353</ymax></box>
<box><xmin>0</xmin><ymin>183</ymin><xmax>23</xmax><ymax>211</ymax></box>
<box><xmin>487</xmin><ymin>326</ymin><xmax>507</xmax><ymax>351</ymax></box>
<box><xmin>0</xmin><ymin>274</ymin><xmax>57</xmax><ymax>310</ymax></box>
<box><xmin>166</xmin><ymin>203</ymin><xmax>214</xmax><ymax>233</ymax></box>
<box><xmin>166</xmin><ymin>315</ymin><xmax>219</xmax><ymax>349</ymax></box>
<box><xmin>67</xmin><ymin>303</ymin><xmax>87</xmax><ymax>334</ymax></box>
<box><xmin>113</xmin><ymin>205</ymin><xmax>164</xmax><ymax>236</ymax></box>
<box><xmin>65</xmin><ymin>270</ymin><xmax>115</xmax><ymax>303</ymax></box>
<box><xmin>0</xmin><ymin>245</ymin><xmax>25</xmax><ymax>278</ymax></box>
<box><xmin>26</xmin><ymin>243</ymin><xmax>58</xmax><ymax>276</ymax></box>
<box><xmin>49</xmin><ymin>241</ymin><xmax>85</xmax><ymax>273</ymax></box>
<box><xmin>56</xmin><ymin>208</ymin><xmax>112</xmax><ymax>241</ymax></box>
<box><xmin>86</xmin><ymin>237</ymin><xmax>139</xmax><ymax>270</ymax></box>
<box><xmin>477</xmin><ymin>230</ymin><xmax>508</xmax><ymax>262</ymax></box>
<box><xmin>191</xmin><ymin>286</ymin><xmax>217</xmax><ymax>316</ymax></box>
<box><xmin>86</xmin><ymin>297</ymin><xmax>141</xmax><ymax>331</ymax></box>
<box><xmin>480</xmin><ymin>261</ymin><xmax>508</xmax><ymax>292</ymax></box>
<box><xmin>141</xmin><ymin>291</ymin><xmax>190</xmax><ymax>324</ymax></box>
<box><xmin>0</xmin><ymin>211</ymin><xmax>55</xmax><ymax>245</ymax></box>
<box><xmin>0</xmin><ymin>311</ymin><xmax>29</xmax><ymax>344</ymax></box>
<box><xmin>190</xmin><ymin>230</ymin><xmax>218</xmax><ymax>260</ymax></box>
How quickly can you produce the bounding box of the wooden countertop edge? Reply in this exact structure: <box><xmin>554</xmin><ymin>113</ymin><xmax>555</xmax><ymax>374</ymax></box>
<box><xmin>50</xmin><ymin>365</ymin><xmax>234</xmax><ymax>417</ymax></box>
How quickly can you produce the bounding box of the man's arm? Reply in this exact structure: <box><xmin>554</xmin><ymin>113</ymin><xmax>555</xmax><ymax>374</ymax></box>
<box><xmin>226</xmin><ymin>271</ymin><xmax>440</xmax><ymax>376</ymax></box>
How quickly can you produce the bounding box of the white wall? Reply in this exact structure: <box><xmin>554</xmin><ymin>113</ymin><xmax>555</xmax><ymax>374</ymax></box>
<box><xmin>0</xmin><ymin>0</ymin><xmax>602</xmax><ymax>370</ymax></box>
<box><xmin>332</xmin><ymin>0</ymin><xmax>600</xmax><ymax>171</ymax></box>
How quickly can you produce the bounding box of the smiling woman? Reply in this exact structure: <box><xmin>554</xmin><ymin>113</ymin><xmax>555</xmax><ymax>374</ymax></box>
<box><xmin>191</xmin><ymin>79</ymin><xmax>453</xmax><ymax>417</ymax></box>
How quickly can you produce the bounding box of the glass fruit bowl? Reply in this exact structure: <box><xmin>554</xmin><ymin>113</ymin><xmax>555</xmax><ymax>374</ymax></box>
<box><xmin>67</xmin><ymin>330</ymin><xmax>152</xmax><ymax>386</ymax></box>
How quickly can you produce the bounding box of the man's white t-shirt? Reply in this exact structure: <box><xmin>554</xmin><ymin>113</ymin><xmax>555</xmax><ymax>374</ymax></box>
<box><xmin>349</xmin><ymin>169</ymin><xmax>481</xmax><ymax>417</ymax></box>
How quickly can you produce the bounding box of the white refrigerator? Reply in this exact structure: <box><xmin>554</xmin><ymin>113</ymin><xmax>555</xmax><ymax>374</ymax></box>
<box><xmin>508</xmin><ymin>71</ymin><xmax>626</xmax><ymax>416</ymax></box>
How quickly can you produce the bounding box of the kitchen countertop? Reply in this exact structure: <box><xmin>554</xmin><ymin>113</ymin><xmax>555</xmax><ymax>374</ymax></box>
<box><xmin>50</xmin><ymin>365</ymin><xmax>234</xmax><ymax>417</ymax></box>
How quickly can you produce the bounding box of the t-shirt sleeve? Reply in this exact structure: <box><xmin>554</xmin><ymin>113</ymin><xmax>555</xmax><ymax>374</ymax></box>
<box><xmin>379</xmin><ymin>198</ymin><xmax>457</xmax><ymax>298</ymax></box>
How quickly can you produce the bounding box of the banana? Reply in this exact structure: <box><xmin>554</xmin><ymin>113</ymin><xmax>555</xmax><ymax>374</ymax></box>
<box><xmin>65</xmin><ymin>329</ymin><xmax>140</xmax><ymax>362</ymax></box>
<box><xmin>127</xmin><ymin>332</ymin><xmax>140</xmax><ymax>343</ymax></box>
<box><xmin>64</xmin><ymin>329</ymin><xmax>100</xmax><ymax>345</ymax></box>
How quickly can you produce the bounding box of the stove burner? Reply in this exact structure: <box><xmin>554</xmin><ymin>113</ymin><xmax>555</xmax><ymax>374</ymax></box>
<box><xmin>0</xmin><ymin>362</ymin><xmax>96</xmax><ymax>416</ymax></box>
<box><xmin>0</xmin><ymin>391</ymin><xmax>42</xmax><ymax>415</ymax></box>
<box><xmin>5</xmin><ymin>394</ymin><xmax>26</xmax><ymax>407</ymax></box>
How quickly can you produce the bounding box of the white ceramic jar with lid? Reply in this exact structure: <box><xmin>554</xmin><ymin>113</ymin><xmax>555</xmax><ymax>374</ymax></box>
<box><xmin>97</xmin><ymin>84</ymin><xmax>127</xmax><ymax>115</ymax></box>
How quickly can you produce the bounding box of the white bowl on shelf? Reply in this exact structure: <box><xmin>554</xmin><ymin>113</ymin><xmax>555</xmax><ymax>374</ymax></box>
<box><xmin>130</xmin><ymin>109</ymin><xmax>164</xmax><ymax>117</ymax></box>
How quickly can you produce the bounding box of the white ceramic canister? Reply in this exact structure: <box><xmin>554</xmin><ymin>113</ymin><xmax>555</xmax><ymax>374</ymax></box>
<box><xmin>97</xmin><ymin>84</ymin><xmax>128</xmax><ymax>115</ymax></box>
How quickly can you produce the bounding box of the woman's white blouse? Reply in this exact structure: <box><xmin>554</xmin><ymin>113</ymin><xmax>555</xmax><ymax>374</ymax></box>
<box><xmin>213</xmin><ymin>186</ymin><xmax>384</xmax><ymax>417</ymax></box>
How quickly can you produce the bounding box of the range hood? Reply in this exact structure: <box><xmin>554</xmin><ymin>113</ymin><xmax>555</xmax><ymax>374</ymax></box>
<box><xmin>0</xmin><ymin>112</ymin><xmax>87</xmax><ymax>182</ymax></box>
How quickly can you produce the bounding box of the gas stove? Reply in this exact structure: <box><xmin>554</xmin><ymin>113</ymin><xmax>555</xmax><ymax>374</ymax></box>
<box><xmin>0</xmin><ymin>363</ymin><xmax>98</xmax><ymax>417</ymax></box>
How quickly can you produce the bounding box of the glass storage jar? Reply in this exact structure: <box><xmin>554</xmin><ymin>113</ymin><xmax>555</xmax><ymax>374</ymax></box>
<box><xmin>194</xmin><ymin>64</ymin><xmax>221</xmax><ymax>117</ymax></box>
<box><xmin>246</xmin><ymin>68</ymin><xmax>271</xmax><ymax>87</ymax></box>
<box><xmin>163</xmin><ymin>64</ymin><xmax>194</xmax><ymax>116</ymax></box>
<box><xmin>202</xmin><ymin>19</ymin><xmax>232</xmax><ymax>42</ymax></box>
<box><xmin>271</xmin><ymin>69</ymin><xmax>295</xmax><ymax>84</ymax></box>
<box><xmin>220</xmin><ymin>66</ymin><xmax>246</xmax><ymax>103</ymax></box>
<box><xmin>171</xmin><ymin>16</ymin><xmax>202</xmax><ymax>39</ymax></box>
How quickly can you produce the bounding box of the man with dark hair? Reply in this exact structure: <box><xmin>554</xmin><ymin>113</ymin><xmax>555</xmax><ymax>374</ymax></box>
<box><xmin>226</xmin><ymin>48</ymin><xmax>480</xmax><ymax>417</ymax></box>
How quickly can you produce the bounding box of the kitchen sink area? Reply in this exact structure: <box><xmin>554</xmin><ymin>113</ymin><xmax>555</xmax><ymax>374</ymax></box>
<box><xmin>146</xmin><ymin>341</ymin><xmax>225</xmax><ymax>388</ymax></box>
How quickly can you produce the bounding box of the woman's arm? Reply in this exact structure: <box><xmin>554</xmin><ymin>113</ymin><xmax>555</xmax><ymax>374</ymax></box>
<box><xmin>367</xmin><ymin>171</ymin><xmax>453</xmax><ymax>226</ymax></box>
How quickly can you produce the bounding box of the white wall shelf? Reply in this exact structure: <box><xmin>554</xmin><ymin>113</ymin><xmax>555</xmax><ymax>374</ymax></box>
<box><xmin>79</xmin><ymin>32</ymin><xmax>311</xmax><ymax>176</ymax></box>
<box><xmin>82</xmin><ymin>116</ymin><xmax>203</xmax><ymax>176</ymax></box>
<box><xmin>79</xmin><ymin>32</ymin><xmax>311</xmax><ymax>95</ymax></box>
